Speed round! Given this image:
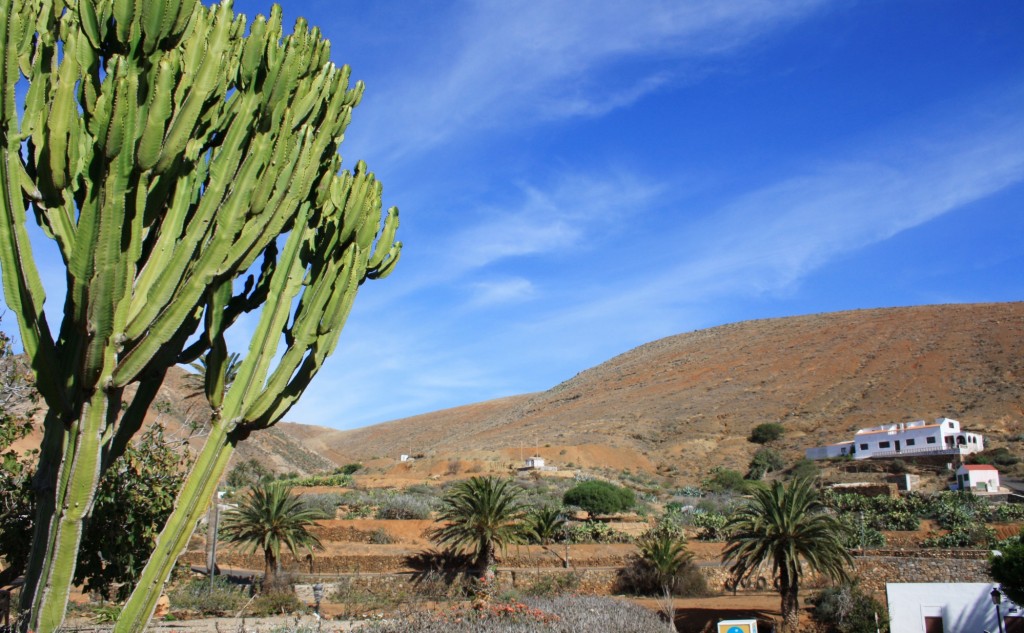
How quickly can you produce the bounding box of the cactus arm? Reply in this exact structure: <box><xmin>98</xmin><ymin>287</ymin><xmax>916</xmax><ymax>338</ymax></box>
<box><xmin>0</xmin><ymin>0</ymin><xmax>65</xmax><ymax>413</ymax></box>
<box><xmin>115</xmin><ymin>416</ymin><xmax>237</xmax><ymax>633</ymax></box>
<box><xmin>26</xmin><ymin>386</ymin><xmax>111</xmax><ymax>632</ymax></box>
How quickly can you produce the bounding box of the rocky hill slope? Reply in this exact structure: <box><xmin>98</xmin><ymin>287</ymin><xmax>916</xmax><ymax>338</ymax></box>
<box><xmin>281</xmin><ymin>303</ymin><xmax>1024</xmax><ymax>483</ymax></box>
<box><xmin>8</xmin><ymin>303</ymin><xmax>1022</xmax><ymax>485</ymax></box>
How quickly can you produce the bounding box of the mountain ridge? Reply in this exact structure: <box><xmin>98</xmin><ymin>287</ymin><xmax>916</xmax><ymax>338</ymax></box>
<box><xmin>278</xmin><ymin>302</ymin><xmax>1024</xmax><ymax>483</ymax></box>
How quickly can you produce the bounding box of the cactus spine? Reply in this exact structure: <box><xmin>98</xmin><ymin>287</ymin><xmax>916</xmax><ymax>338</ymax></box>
<box><xmin>0</xmin><ymin>2</ymin><xmax>401</xmax><ymax>632</ymax></box>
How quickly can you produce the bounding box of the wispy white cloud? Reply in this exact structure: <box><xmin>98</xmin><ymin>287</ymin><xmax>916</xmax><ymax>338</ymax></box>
<box><xmin>355</xmin><ymin>0</ymin><xmax>827</xmax><ymax>161</ymax></box>
<box><xmin>381</xmin><ymin>170</ymin><xmax>663</xmax><ymax>301</ymax></box>
<box><xmin>467</xmin><ymin>277</ymin><xmax>537</xmax><ymax>308</ymax></box>
<box><xmin>530</xmin><ymin>105</ymin><xmax>1024</xmax><ymax>338</ymax></box>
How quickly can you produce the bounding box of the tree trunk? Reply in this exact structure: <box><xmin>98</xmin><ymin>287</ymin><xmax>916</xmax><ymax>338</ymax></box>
<box><xmin>779</xmin><ymin>574</ymin><xmax>800</xmax><ymax>632</ymax></box>
<box><xmin>265</xmin><ymin>548</ymin><xmax>277</xmax><ymax>588</ymax></box>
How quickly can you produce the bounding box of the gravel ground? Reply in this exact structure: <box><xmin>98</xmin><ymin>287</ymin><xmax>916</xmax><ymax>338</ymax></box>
<box><xmin>60</xmin><ymin>614</ymin><xmax>374</xmax><ymax>633</ymax></box>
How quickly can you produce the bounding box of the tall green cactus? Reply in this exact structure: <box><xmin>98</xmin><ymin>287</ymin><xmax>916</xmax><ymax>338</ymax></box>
<box><xmin>0</xmin><ymin>1</ymin><xmax>401</xmax><ymax>631</ymax></box>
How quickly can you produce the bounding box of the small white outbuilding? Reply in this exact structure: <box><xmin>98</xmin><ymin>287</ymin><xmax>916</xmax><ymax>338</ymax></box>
<box><xmin>525</xmin><ymin>456</ymin><xmax>545</xmax><ymax>469</ymax></box>
<box><xmin>954</xmin><ymin>464</ymin><xmax>999</xmax><ymax>492</ymax></box>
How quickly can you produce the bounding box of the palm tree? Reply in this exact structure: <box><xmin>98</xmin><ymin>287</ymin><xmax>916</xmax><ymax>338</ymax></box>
<box><xmin>722</xmin><ymin>478</ymin><xmax>852</xmax><ymax>632</ymax></box>
<box><xmin>220</xmin><ymin>482</ymin><xmax>324</xmax><ymax>586</ymax></box>
<box><xmin>638</xmin><ymin>528</ymin><xmax>695</xmax><ymax>593</ymax></box>
<box><xmin>637</xmin><ymin>528</ymin><xmax>695</xmax><ymax>632</ymax></box>
<box><xmin>429</xmin><ymin>476</ymin><xmax>526</xmax><ymax>579</ymax></box>
<box><xmin>526</xmin><ymin>506</ymin><xmax>567</xmax><ymax>545</ymax></box>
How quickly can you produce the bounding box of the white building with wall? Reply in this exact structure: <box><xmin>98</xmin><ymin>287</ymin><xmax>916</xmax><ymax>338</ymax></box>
<box><xmin>805</xmin><ymin>417</ymin><xmax>984</xmax><ymax>461</ymax></box>
<box><xmin>954</xmin><ymin>464</ymin><xmax>1000</xmax><ymax>492</ymax></box>
<box><xmin>886</xmin><ymin>583</ymin><xmax>1021</xmax><ymax>633</ymax></box>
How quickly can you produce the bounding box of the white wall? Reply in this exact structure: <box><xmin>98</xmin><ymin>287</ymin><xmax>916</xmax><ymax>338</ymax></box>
<box><xmin>886</xmin><ymin>583</ymin><xmax>1007</xmax><ymax>633</ymax></box>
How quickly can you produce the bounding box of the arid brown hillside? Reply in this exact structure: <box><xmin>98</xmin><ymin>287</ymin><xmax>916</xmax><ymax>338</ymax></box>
<box><xmin>281</xmin><ymin>303</ymin><xmax>1024</xmax><ymax>483</ymax></box>
<box><xmin>9</xmin><ymin>364</ymin><xmax>335</xmax><ymax>476</ymax></box>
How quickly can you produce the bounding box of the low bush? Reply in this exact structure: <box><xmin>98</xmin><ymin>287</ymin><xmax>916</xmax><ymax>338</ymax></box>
<box><xmin>994</xmin><ymin>503</ymin><xmax>1024</xmax><ymax>522</ymax></box>
<box><xmin>838</xmin><ymin>513</ymin><xmax>887</xmax><ymax>549</ymax></box>
<box><xmin>247</xmin><ymin>589</ymin><xmax>304</xmax><ymax>616</ymax></box>
<box><xmin>361</xmin><ymin>596</ymin><xmax>669</xmax><ymax>632</ymax></box>
<box><xmin>692</xmin><ymin>511</ymin><xmax>729</xmax><ymax>541</ymax></box>
<box><xmin>749</xmin><ymin>422</ymin><xmax>784</xmax><ymax>444</ymax></box>
<box><xmin>565</xmin><ymin>520</ymin><xmax>632</xmax><ymax>544</ymax></box>
<box><xmin>337</xmin><ymin>463</ymin><xmax>363</xmax><ymax>475</ymax></box>
<box><xmin>788</xmin><ymin>458</ymin><xmax>820</xmax><ymax>480</ymax></box>
<box><xmin>703</xmin><ymin>468</ymin><xmax>748</xmax><ymax>494</ymax></box>
<box><xmin>520</xmin><ymin>572</ymin><xmax>581</xmax><ymax>597</ymax></box>
<box><xmin>673</xmin><ymin>485</ymin><xmax>704</xmax><ymax>497</ymax></box>
<box><xmin>618</xmin><ymin>560</ymin><xmax>708</xmax><ymax>597</ymax></box>
<box><xmin>747</xmin><ymin>447</ymin><xmax>784</xmax><ymax>480</ymax></box>
<box><xmin>282</xmin><ymin>473</ymin><xmax>353</xmax><ymax>487</ymax></box>
<box><xmin>369</xmin><ymin>527</ymin><xmax>396</xmax><ymax>544</ymax></box>
<box><xmin>922</xmin><ymin>525</ymin><xmax>996</xmax><ymax>548</ymax></box>
<box><xmin>811</xmin><ymin>582</ymin><xmax>889</xmax><ymax>633</ymax></box>
<box><xmin>563</xmin><ymin>480</ymin><xmax>635</xmax><ymax>517</ymax></box>
<box><xmin>973</xmin><ymin>447</ymin><xmax>1020</xmax><ymax>467</ymax></box>
<box><xmin>375</xmin><ymin>494</ymin><xmax>434</xmax><ymax>520</ymax></box>
<box><xmin>299</xmin><ymin>492</ymin><xmax>345</xmax><ymax>517</ymax></box>
<box><xmin>168</xmin><ymin>577</ymin><xmax>250</xmax><ymax>615</ymax></box>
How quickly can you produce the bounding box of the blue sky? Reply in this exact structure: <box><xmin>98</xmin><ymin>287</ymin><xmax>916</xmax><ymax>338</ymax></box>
<box><xmin>7</xmin><ymin>1</ymin><xmax>1024</xmax><ymax>430</ymax></box>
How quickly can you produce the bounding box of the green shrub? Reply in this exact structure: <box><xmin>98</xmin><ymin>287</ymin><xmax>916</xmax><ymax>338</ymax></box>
<box><xmin>616</xmin><ymin>529</ymin><xmax>708</xmax><ymax>598</ymax></box>
<box><xmin>282</xmin><ymin>473</ymin><xmax>353</xmax><ymax>487</ymax></box>
<box><xmin>369</xmin><ymin>528</ymin><xmax>395</xmax><ymax>544</ymax></box>
<box><xmin>703</xmin><ymin>467</ymin><xmax>748</xmax><ymax>494</ymax></box>
<box><xmin>337</xmin><ymin>463</ymin><xmax>363</xmax><ymax>475</ymax></box>
<box><xmin>838</xmin><ymin>514</ymin><xmax>887</xmax><ymax>549</ymax></box>
<box><xmin>749</xmin><ymin>423</ymin><xmax>784</xmax><ymax>444</ymax></box>
<box><xmin>991</xmin><ymin>540</ymin><xmax>1024</xmax><ymax>606</ymax></box>
<box><xmin>361</xmin><ymin>596</ymin><xmax>668</xmax><ymax>632</ymax></box>
<box><xmin>922</xmin><ymin>524</ymin><xmax>996</xmax><ymax>548</ymax></box>
<box><xmin>811</xmin><ymin>582</ymin><xmax>889</xmax><ymax>633</ymax></box>
<box><xmin>168</xmin><ymin>577</ymin><xmax>250</xmax><ymax>615</ymax></box>
<box><xmin>247</xmin><ymin>589</ymin><xmax>304</xmax><ymax>616</ymax></box>
<box><xmin>375</xmin><ymin>494</ymin><xmax>434</xmax><ymax>520</ymax></box>
<box><xmin>789</xmin><ymin>458</ymin><xmax>820</xmax><ymax>480</ymax></box>
<box><xmin>520</xmin><ymin>572</ymin><xmax>581</xmax><ymax>597</ymax></box>
<box><xmin>973</xmin><ymin>447</ymin><xmax>1020</xmax><ymax>467</ymax></box>
<box><xmin>747</xmin><ymin>447</ymin><xmax>785</xmax><ymax>480</ymax></box>
<box><xmin>562</xmin><ymin>480</ymin><xmax>635</xmax><ymax>517</ymax></box>
<box><xmin>673</xmin><ymin>485</ymin><xmax>704</xmax><ymax>498</ymax></box>
<box><xmin>693</xmin><ymin>511</ymin><xmax>729</xmax><ymax>541</ymax></box>
<box><xmin>994</xmin><ymin>503</ymin><xmax>1024</xmax><ymax>522</ymax></box>
<box><xmin>299</xmin><ymin>493</ymin><xmax>345</xmax><ymax>517</ymax></box>
<box><xmin>565</xmin><ymin>521</ymin><xmax>632</xmax><ymax>544</ymax></box>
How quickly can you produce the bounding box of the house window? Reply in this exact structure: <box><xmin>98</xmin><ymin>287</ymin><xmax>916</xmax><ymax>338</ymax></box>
<box><xmin>948</xmin><ymin>421</ymin><xmax>955</xmax><ymax>428</ymax></box>
<box><xmin>860</xmin><ymin>443</ymin><xmax>868</xmax><ymax>451</ymax></box>
<box><xmin>878</xmin><ymin>441</ymin><xmax>890</xmax><ymax>449</ymax></box>
<box><xmin>906</xmin><ymin>438</ymin><xmax>916</xmax><ymax>446</ymax></box>
<box><xmin>926</xmin><ymin>436</ymin><xmax>936</xmax><ymax>444</ymax></box>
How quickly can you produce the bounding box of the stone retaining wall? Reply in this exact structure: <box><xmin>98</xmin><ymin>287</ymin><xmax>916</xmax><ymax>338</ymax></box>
<box><xmin>851</xmin><ymin>554</ymin><xmax>991</xmax><ymax>593</ymax></box>
<box><xmin>281</xmin><ymin>550</ymin><xmax>993</xmax><ymax>604</ymax></box>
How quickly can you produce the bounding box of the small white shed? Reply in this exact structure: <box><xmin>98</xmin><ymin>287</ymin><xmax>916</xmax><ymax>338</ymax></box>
<box><xmin>525</xmin><ymin>456</ymin><xmax>545</xmax><ymax>469</ymax></box>
<box><xmin>955</xmin><ymin>464</ymin><xmax>999</xmax><ymax>492</ymax></box>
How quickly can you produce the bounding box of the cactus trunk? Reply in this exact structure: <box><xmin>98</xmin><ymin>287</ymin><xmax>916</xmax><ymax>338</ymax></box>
<box><xmin>0</xmin><ymin>1</ymin><xmax>402</xmax><ymax>631</ymax></box>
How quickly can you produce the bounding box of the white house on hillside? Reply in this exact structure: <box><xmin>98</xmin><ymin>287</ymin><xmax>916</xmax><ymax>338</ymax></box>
<box><xmin>805</xmin><ymin>417</ymin><xmax>984</xmax><ymax>461</ymax></box>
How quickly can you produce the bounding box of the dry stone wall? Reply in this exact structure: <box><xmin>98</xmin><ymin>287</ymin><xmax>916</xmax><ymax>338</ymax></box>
<box><xmin>194</xmin><ymin>549</ymin><xmax>994</xmax><ymax>600</ymax></box>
